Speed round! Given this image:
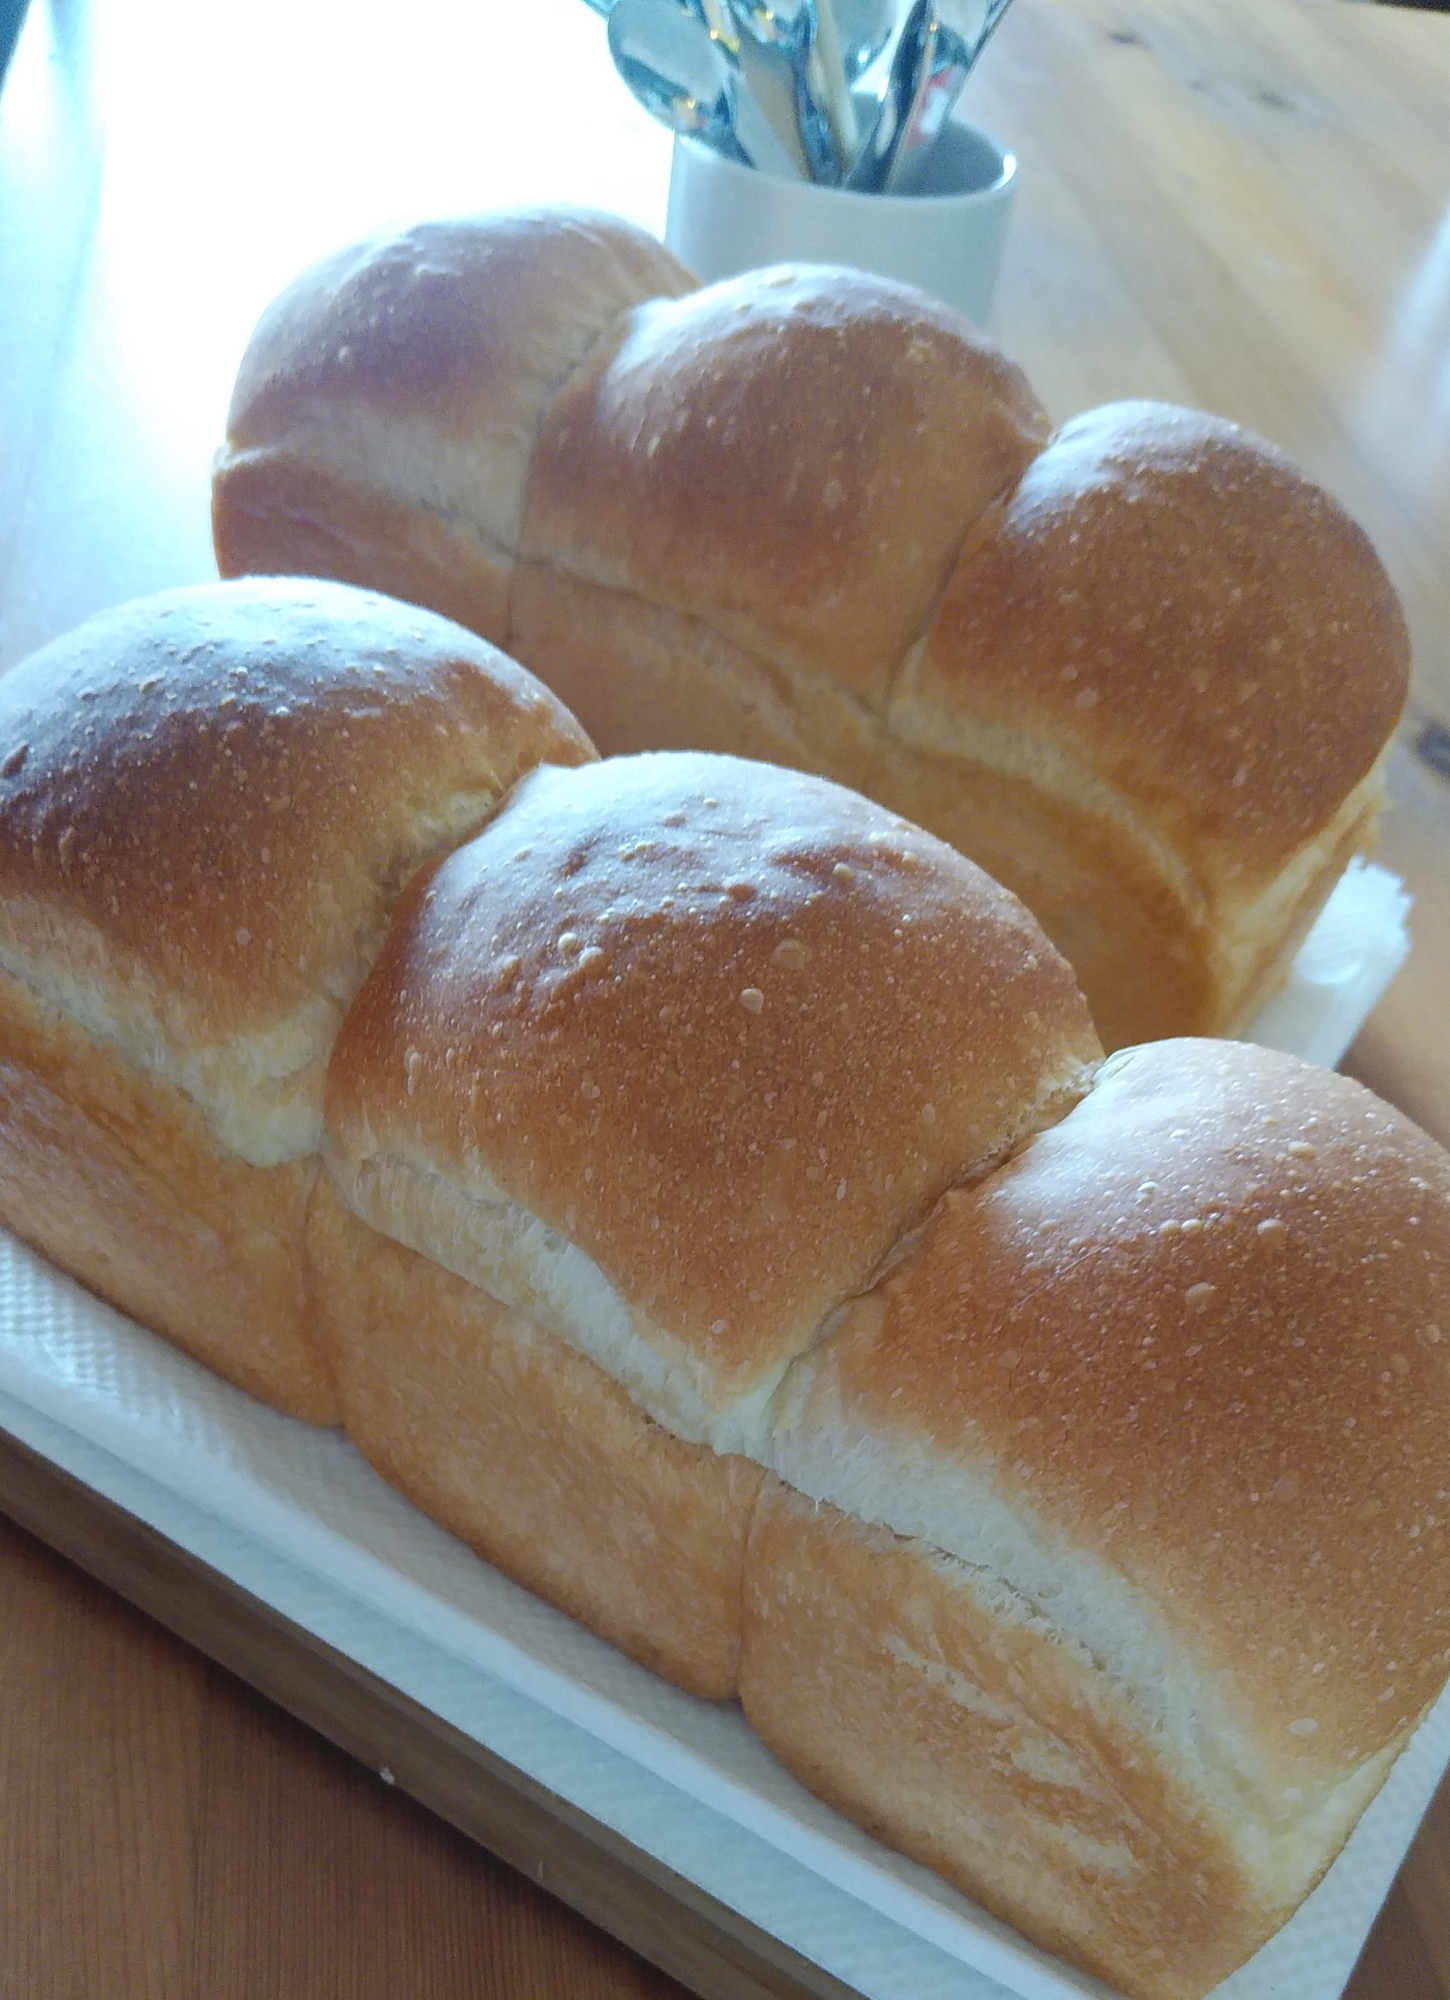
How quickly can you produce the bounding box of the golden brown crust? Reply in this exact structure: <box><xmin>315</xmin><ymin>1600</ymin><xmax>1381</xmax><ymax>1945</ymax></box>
<box><xmin>741</xmin><ymin>1483</ymin><xmax>1300</xmax><ymax>2000</ymax></box>
<box><xmin>309</xmin><ymin>1175</ymin><xmax>761</xmax><ymax>1697</ymax></box>
<box><xmin>774</xmin><ymin>1040</ymin><xmax>1450</xmax><ymax>1776</ymax></box>
<box><xmin>0</xmin><ymin>971</ymin><xmax>337</xmax><ymax>1421</ymax></box>
<box><xmin>325</xmin><ymin>752</ymin><xmax>1100</xmax><ymax>1426</ymax></box>
<box><xmin>908</xmin><ymin>401</ymin><xmax>1410</xmax><ymax>881</ymax></box>
<box><xmin>520</xmin><ymin>264</ymin><xmax>1049</xmax><ymax>705</ymax></box>
<box><xmin>876</xmin><ymin>402</ymin><xmax>1410</xmax><ymax>1044</ymax></box>
<box><xmin>0</xmin><ymin>575</ymin><xmax>592</xmax><ymax>1416</ymax></box>
<box><xmin>0</xmin><ymin>578</ymin><xmax>594</xmax><ymax>1103</ymax></box>
<box><xmin>216</xmin><ymin>209</ymin><xmax>697</xmax><ymax>582</ymax></box>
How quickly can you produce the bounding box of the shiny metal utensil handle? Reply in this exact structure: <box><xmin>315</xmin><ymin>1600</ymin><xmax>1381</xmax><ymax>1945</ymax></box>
<box><xmin>604</xmin><ymin>0</ymin><xmax>809</xmax><ymax>179</ymax></box>
<box><xmin>883</xmin><ymin>0</ymin><xmax>1019</xmax><ymax>194</ymax></box>
<box><xmin>806</xmin><ymin>0</ymin><xmax>862</xmax><ymax>173</ymax></box>
<box><xmin>727</xmin><ymin>0</ymin><xmax>848</xmax><ymax>183</ymax></box>
<box><xmin>606</xmin><ymin>0</ymin><xmax>750</xmax><ymax>161</ymax></box>
<box><xmin>844</xmin><ymin>0</ymin><xmax>936</xmax><ymax>193</ymax></box>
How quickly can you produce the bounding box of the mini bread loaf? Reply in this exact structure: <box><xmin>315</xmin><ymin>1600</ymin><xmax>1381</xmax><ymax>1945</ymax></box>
<box><xmin>0</xmin><ymin>578</ymin><xmax>593</xmax><ymax>1417</ymax></box>
<box><xmin>212</xmin><ymin>207</ymin><xmax>1411</xmax><ymax>1052</ymax></box>
<box><xmin>312</xmin><ymin>748</ymin><xmax>1450</xmax><ymax>1997</ymax></box>
<box><xmin>316</xmin><ymin>749</ymin><xmax>1100</xmax><ymax>1693</ymax></box>
<box><xmin>3</xmin><ymin>588</ymin><xmax>1446</xmax><ymax>1998</ymax></box>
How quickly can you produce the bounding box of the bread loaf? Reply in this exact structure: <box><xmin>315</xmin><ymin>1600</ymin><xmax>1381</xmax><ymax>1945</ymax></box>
<box><xmin>212</xmin><ymin>207</ymin><xmax>1410</xmax><ymax>1052</ymax></box>
<box><xmin>3</xmin><ymin>586</ymin><xmax>1447</xmax><ymax>2000</ymax></box>
<box><xmin>0</xmin><ymin>577</ymin><xmax>593</xmax><ymax>1416</ymax></box>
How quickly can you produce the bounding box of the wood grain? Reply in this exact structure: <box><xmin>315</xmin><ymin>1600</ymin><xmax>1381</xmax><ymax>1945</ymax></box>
<box><xmin>0</xmin><ymin>1509</ymin><xmax>686</xmax><ymax>2000</ymax></box>
<box><xmin>0</xmin><ymin>1427</ymin><xmax>851</xmax><ymax>2000</ymax></box>
<box><xmin>1</xmin><ymin>0</ymin><xmax>1448</xmax><ymax>1994</ymax></box>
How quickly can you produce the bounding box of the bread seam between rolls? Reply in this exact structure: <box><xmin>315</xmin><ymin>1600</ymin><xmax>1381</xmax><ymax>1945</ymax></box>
<box><xmin>878</xmin><ymin>692</ymin><xmax>1206</xmax><ymax>915</ymax></box>
<box><xmin>215</xmin><ymin>435</ymin><xmax>516</xmax><ymax>594</ymax></box>
<box><xmin>0</xmin><ymin>927</ymin><xmax>336</xmax><ymax>1167</ymax></box>
<box><xmin>761</xmin><ymin>1373</ymin><xmax>1399</xmax><ymax>1877</ymax></box>
<box><xmin>323</xmin><ymin>1049</ymin><xmax>1096</xmax><ymax>1458</ymax></box>
<box><xmin>0</xmin><ymin>773</ymin><xmax>533</xmax><ymax>1168</ymax></box>
<box><xmin>509</xmin><ymin>558</ymin><xmax>891</xmax><ymax>773</ymax></box>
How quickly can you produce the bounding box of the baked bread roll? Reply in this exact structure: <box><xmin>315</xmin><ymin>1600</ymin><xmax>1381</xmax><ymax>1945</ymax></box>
<box><xmin>212</xmin><ymin>210</ymin><xmax>696</xmax><ymax>647</ymax></box>
<box><xmin>317</xmin><ymin>750</ymin><xmax>1099</xmax><ymax>1691</ymax></box>
<box><xmin>0</xmin><ymin>577</ymin><xmax>593</xmax><ymax>1418</ymax></box>
<box><xmin>212</xmin><ymin>207</ymin><xmax>1410</xmax><ymax>1052</ymax></box>
<box><xmin>750</xmin><ymin>1037</ymin><xmax>1450</xmax><ymax>1997</ymax></box>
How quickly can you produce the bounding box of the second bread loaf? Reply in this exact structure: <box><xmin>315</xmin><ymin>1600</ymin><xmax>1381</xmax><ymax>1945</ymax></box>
<box><xmin>213</xmin><ymin>208</ymin><xmax>1411</xmax><ymax>1051</ymax></box>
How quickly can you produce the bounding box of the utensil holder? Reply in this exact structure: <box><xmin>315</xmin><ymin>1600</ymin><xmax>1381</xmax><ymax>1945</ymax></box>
<box><xmin>664</xmin><ymin>114</ymin><xmax>1016</xmax><ymax>325</ymax></box>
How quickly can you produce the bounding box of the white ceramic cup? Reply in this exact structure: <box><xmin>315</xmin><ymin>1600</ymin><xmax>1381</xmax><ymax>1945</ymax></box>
<box><xmin>664</xmin><ymin>115</ymin><xmax>1017</xmax><ymax>326</ymax></box>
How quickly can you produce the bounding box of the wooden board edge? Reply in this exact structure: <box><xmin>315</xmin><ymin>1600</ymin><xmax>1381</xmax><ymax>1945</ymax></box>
<box><xmin>0</xmin><ymin>1419</ymin><xmax>866</xmax><ymax>2000</ymax></box>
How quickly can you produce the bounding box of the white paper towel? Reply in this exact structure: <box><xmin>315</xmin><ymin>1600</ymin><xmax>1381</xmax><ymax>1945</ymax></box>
<box><xmin>2</xmin><ymin>1231</ymin><xmax>1448</xmax><ymax>2000</ymax></box>
<box><xmin>0</xmin><ymin>863</ymin><xmax>1433</xmax><ymax>2000</ymax></box>
<box><xmin>1243</xmin><ymin>859</ymin><xmax>1411</xmax><ymax>1069</ymax></box>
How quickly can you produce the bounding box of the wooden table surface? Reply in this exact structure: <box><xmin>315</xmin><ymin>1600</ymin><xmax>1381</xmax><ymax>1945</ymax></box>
<box><xmin>1</xmin><ymin>0</ymin><xmax>1448</xmax><ymax>1993</ymax></box>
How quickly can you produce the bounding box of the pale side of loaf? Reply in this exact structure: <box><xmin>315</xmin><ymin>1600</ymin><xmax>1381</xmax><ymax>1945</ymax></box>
<box><xmin>307</xmin><ymin>1174</ymin><xmax>763</xmax><ymax>1698</ymax></box>
<box><xmin>211</xmin><ymin>209</ymin><xmax>1410</xmax><ymax>1052</ymax></box>
<box><xmin>751</xmin><ymin>1039</ymin><xmax>1450</xmax><ymax>1998</ymax></box>
<box><xmin>0</xmin><ymin>976</ymin><xmax>328</xmax><ymax>1413</ymax></box>
<box><xmin>0</xmin><ymin>579</ymin><xmax>594</xmax><ymax>1416</ymax></box>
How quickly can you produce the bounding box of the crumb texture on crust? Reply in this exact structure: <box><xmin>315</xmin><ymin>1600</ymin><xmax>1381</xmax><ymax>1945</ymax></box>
<box><xmin>0</xmin><ymin>577</ymin><xmax>594</xmax><ymax>1163</ymax></box>
<box><xmin>766</xmin><ymin>1040</ymin><xmax>1450</xmax><ymax>1821</ymax></box>
<box><xmin>324</xmin><ymin>751</ymin><xmax>1099</xmax><ymax>1445</ymax></box>
<box><xmin>309</xmin><ymin>1175</ymin><xmax>761</xmax><ymax>1698</ymax></box>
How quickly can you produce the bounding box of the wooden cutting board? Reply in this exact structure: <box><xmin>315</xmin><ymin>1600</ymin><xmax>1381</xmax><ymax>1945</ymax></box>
<box><xmin>0</xmin><ymin>1419</ymin><xmax>866</xmax><ymax>2000</ymax></box>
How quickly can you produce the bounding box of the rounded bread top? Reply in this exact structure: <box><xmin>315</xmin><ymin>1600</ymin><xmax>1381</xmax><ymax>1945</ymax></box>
<box><xmin>0</xmin><ymin>577</ymin><xmax>595</xmax><ymax>1050</ymax></box>
<box><xmin>522</xmin><ymin>264</ymin><xmax>1050</xmax><ymax>704</ymax></box>
<box><xmin>785</xmin><ymin>1038</ymin><xmax>1450</xmax><ymax>1776</ymax></box>
<box><xmin>908</xmin><ymin>401</ymin><xmax>1409</xmax><ymax>884</ymax></box>
<box><xmin>223</xmin><ymin>209</ymin><xmax>698</xmax><ymax>558</ymax></box>
<box><xmin>326</xmin><ymin>751</ymin><xmax>1099</xmax><ymax>1409</ymax></box>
